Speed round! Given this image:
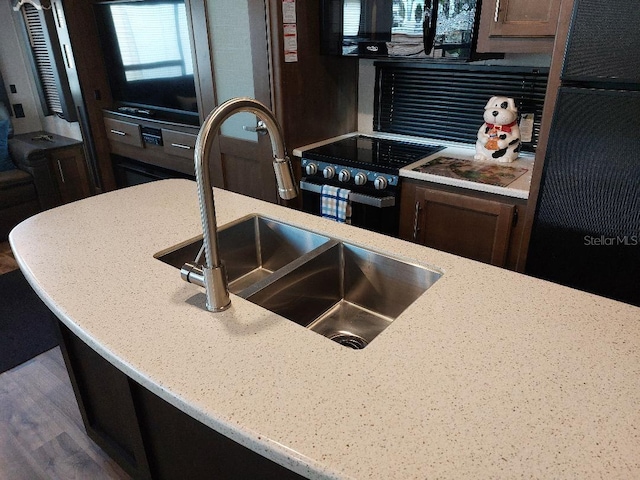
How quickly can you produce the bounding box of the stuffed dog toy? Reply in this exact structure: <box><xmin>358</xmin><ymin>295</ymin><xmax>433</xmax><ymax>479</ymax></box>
<box><xmin>474</xmin><ymin>96</ymin><xmax>521</xmax><ymax>163</ymax></box>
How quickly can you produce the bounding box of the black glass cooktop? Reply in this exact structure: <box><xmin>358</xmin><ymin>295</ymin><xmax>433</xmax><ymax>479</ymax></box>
<box><xmin>303</xmin><ymin>135</ymin><xmax>444</xmax><ymax>174</ymax></box>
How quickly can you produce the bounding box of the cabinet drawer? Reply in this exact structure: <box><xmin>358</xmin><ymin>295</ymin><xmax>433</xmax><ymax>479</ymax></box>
<box><xmin>162</xmin><ymin>129</ymin><xmax>197</xmax><ymax>159</ymax></box>
<box><xmin>105</xmin><ymin>118</ymin><xmax>143</xmax><ymax>147</ymax></box>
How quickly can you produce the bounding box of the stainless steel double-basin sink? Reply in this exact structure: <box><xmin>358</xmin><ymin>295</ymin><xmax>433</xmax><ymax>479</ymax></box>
<box><xmin>156</xmin><ymin>215</ymin><xmax>442</xmax><ymax>349</ymax></box>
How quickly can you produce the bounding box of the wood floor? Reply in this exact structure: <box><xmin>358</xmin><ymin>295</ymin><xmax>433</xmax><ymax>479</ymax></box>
<box><xmin>0</xmin><ymin>348</ymin><xmax>131</xmax><ymax>480</ymax></box>
<box><xmin>0</xmin><ymin>241</ymin><xmax>130</xmax><ymax>479</ymax></box>
<box><xmin>0</xmin><ymin>241</ymin><xmax>19</xmax><ymax>275</ymax></box>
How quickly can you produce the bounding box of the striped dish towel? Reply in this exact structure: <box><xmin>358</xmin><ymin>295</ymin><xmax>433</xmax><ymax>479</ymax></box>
<box><xmin>321</xmin><ymin>185</ymin><xmax>351</xmax><ymax>224</ymax></box>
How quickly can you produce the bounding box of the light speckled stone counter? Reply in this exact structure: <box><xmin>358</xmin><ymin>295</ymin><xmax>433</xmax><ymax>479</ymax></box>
<box><xmin>10</xmin><ymin>179</ymin><xmax>640</xmax><ymax>479</ymax></box>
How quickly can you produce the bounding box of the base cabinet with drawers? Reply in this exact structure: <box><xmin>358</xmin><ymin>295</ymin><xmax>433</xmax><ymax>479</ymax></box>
<box><xmin>103</xmin><ymin>111</ymin><xmax>199</xmax><ymax>187</ymax></box>
<box><xmin>399</xmin><ymin>179</ymin><xmax>527</xmax><ymax>271</ymax></box>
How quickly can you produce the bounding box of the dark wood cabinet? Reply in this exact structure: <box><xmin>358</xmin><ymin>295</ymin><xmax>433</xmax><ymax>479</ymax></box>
<box><xmin>49</xmin><ymin>143</ymin><xmax>92</xmax><ymax>204</ymax></box>
<box><xmin>56</xmin><ymin>322</ymin><xmax>305</xmax><ymax>480</ymax></box>
<box><xmin>476</xmin><ymin>0</ymin><xmax>562</xmax><ymax>53</ymax></box>
<box><xmin>11</xmin><ymin>131</ymin><xmax>92</xmax><ymax>208</ymax></box>
<box><xmin>57</xmin><ymin>323</ymin><xmax>151</xmax><ymax>479</ymax></box>
<box><xmin>399</xmin><ymin>179</ymin><xmax>527</xmax><ymax>270</ymax></box>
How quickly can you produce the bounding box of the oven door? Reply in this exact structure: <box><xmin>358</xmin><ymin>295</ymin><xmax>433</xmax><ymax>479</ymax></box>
<box><xmin>300</xmin><ymin>179</ymin><xmax>400</xmax><ymax>236</ymax></box>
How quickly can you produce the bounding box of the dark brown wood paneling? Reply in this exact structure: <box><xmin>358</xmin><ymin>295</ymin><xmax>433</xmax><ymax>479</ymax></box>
<box><xmin>131</xmin><ymin>382</ymin><xmax>305</xmax><ymax>480</ymax></box>
<box><xmin>267</xmin><ymin>0</ymin><xmax>359</xmax><ymax>157</ymax></box>
<box><xmin>60</xmin><ymin>0</ymin><xmax>116</xmax><ymax>191</ymax></box>
<box><xmin>476</xmin><ymin>0</ymin><xmax>561</xmax><ymax>53</ymax></box>
<box><xmin>57</xmin><ymin>321</ymin><xmax>307</xmax><ymax>479</ymax></box>
<box><xmin>57</xmin><ymin>323</ymin><xmax>151</xmax><ymax>479</ymax></box>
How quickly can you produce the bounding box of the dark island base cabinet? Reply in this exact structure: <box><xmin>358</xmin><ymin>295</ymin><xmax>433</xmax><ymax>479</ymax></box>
<box><xmin>399</xmin><ymin>179</ymin><xmax>528</xmax><ymax>271</ymax></box>
<box><xmin>56</xmin><ymin>322</ymin><xmax>305</xmax><ymax>480</ymax></box>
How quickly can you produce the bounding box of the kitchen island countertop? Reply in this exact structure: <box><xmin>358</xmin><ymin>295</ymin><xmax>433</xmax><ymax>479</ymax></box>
<box><xmin>9</xmin><ymin>179</ymin><xmax>640</xmax><ymax>479</ymax></box>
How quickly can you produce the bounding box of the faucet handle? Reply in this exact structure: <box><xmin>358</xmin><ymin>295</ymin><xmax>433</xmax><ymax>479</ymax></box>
<box><xmin>181</xmin><ymin>262</ymin><xmax>204</xmax><ymax>286</ymax></box>
<box><xmin>242</xmin><ymin>120</ymin><xmax>268</xmax><ymax>135</ymax></box>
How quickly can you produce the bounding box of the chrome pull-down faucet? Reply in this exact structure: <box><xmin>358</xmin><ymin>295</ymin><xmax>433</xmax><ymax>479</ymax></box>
<box><xmin>180</xmin><ymin>97</ymin><xmax>297</xmax><ymax>312</ymax></box>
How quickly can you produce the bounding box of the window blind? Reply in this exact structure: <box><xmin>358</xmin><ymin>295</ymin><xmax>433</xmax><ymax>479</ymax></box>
<box><xmin>108</xmin><ymin>3</ymin><xmax>193</xmax><ymax>82</ymax></box>
<box><xmin>18</xmin><ymin>2</ymin><xmax>75</xmax><ymax>121</ymax></box>
<box><xmin>22</xmin><ymin>3</ymin><xmax>63</xmax><ymax>115</ymax></box>
<box><xmin>374</xmin><ymin>62</ymin><xmax>549</xmax><ymax>152</ymax></box>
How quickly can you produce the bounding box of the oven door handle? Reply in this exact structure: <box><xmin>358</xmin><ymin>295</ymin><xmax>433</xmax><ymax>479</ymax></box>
<box><xmin>300</xmin><ymin>180</ymin><xmax>396</xmax><ymax>208</ymax></box>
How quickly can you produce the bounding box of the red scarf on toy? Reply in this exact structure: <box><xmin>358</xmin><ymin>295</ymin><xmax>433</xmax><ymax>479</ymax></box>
<box><xmin>486</xmin><ymin>120</ymin><xmax>517</xmax><ymax>133</ymax></box>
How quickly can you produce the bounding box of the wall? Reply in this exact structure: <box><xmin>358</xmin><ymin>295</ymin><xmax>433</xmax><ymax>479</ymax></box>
<box><xmin>356</xmin><ymin>54</ymin><xmax>552</xmax><ymax>133</ymax></box>
<box><xmin>1</xmin><ymin>1</ymin><xmax>551</xmax><ymax>144</ymax></box>
<box><xmin>0</xmin><ymin>0</ymin><xmax>81</xmax><ymax>140</ymax></box>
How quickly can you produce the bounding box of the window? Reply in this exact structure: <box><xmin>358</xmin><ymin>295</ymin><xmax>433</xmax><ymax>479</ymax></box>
<box><xmin>108</xmin><ymin>3</ymin><xmax>193</xmax><ymax>82</ymax></box>
<box><xmin>343</xmin><ymin>0</ymin><xmax>362</xmax><ymax>36</ymax></box>
<box><xmin>16</xmin><ymin>0</ymin><xmax>76</xmax><ymax>121</ymax></box>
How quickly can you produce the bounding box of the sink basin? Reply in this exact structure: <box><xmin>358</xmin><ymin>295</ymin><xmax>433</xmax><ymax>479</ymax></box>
<box><xmin>156</xmin><ymin>215</ymin><xmax>330</xmax><ymax>294</ymax></box>
<box><xmin>244</xmin><ymin>242</ymin><xmax>442</xmax><ymax>349</ymax></box>
<box><xmin>157</xmin><ymin>215</ymin><xmax>442</xmax><ymax>349</ymax></box>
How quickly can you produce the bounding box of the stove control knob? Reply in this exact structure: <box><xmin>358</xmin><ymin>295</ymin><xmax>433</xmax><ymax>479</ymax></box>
<box><xmin>354</xmin><ymin>172</ymin><xmax>368</xmax><ymax>186</ymax></box>
<box><xmin>323</xmin><ymin>166</ymin><xmax>336</xmax><ymax>179</ymax></box>
<box><xmin>374</xmin><ymin>176</ymin><xmax>388</xmax><ymax>190</ymax></box>
<box><xmin>338</xmin><ymin>169</ymin><xmax>351</xmax><ymax>182</ymax></box>
<box><xmin>305</xmin><ymin>163</ymin><xmax>318</xmax><ymax>175</ymax></box>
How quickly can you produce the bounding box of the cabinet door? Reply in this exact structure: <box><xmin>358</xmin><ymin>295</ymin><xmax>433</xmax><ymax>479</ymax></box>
<box><xmin>402</xmin><ymin>184</ymin><xmax>516</xmax><ymax>267</ymax></box>
<box><xmin>200</xmin><ymin>0</ymin><xmax>278</xmax><ymax>203</ymax></box>
<box><xmin>57</xmin><ymin>323</ymin><xmax>152</xmax><ymax>479</ymax></box>
<box><xmin>476</xmin><ymin>0</ymin><xmax>561</xmax><ymax>53</ymax></box>
<box><xmin>492</xmin><ymin>0</ymin><xmax>561</xmax><ymax>36</ymax></box>
<box><xmin>50</xmin><ymin>145</ymin><xmax>92</xmax><ymax>204</ymax></box>
<box><xmin>58</xmin><ymin>321</ymin><xmax>306</xmax><ymax>479</ymax></box>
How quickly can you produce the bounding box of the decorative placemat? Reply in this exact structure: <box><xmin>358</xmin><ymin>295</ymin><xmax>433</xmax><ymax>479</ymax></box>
<box><xmin>412</xmin><ymin>156</ymin><xmax>529</xmax><ymax>187</ymax></box>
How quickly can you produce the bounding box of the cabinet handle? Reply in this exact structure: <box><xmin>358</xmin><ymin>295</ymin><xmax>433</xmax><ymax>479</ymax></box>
<box><xmin>110</xmin><ymin>129</ymin><xmax>126</xmax><ymax>136</ymax></box>
<box><xmin>493</xmin><ymin>0</ymin><xmax>500</xmax><ymax>22</ymax></box>
<box><xmin>412</xmin><ymin>201</ymin><xmax>422</xmax><ymax>241</ymax></box>
<box><xmin>57</xmin><ymin>159</ymin><xmax>66</xmax><ymax>183</ymax></box>
<box><xmin>171</xmin><ymin>143</ymin><xmax>192</xmax><ymax>150</ymax></box>
<box><xmin>422</xmin><ymin>0</ymin><xmax>438</xmax><ymax>55</ymax></box>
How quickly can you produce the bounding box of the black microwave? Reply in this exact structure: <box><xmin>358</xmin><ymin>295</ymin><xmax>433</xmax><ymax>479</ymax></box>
<box><xmin>320</xmin><ymin>0</ymin><xmax>481</xmax><ymax>59</ymax></box>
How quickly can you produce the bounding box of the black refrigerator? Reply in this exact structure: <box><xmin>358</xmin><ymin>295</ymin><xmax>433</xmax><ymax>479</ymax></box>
<box><xmin>526</xmin><ymin>0</ymin><xmax>640</xmax><ymax>307</ymax></box>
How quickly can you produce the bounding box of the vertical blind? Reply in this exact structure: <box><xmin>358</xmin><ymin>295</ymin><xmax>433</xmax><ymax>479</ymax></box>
<box><xmin>21</xmin><ymin>3</ymin><xmax>63</xmax><ymax>115</ymax></box>
<box><xmin>18</xmin><ymin>1</ymin><xmax>75</xmax><ymax>121</ymax></box>
<box><xmin>374</xmin><ymin>62</ymin><xmax>549</xmax><ymax>151</ymax></box>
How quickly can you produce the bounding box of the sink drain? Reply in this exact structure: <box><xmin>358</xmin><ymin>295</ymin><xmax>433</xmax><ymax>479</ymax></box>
<box><xmin>329</xmin><ymin>332</ymin><xmax>368</xmax><ymax>350</ymax></box>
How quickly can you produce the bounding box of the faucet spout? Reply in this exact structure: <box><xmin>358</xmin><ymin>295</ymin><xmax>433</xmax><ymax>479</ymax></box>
<box><xmin>182</xmin><ymin>97</ymin><xmax>298</xmax><ymax>312</ymax></box>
